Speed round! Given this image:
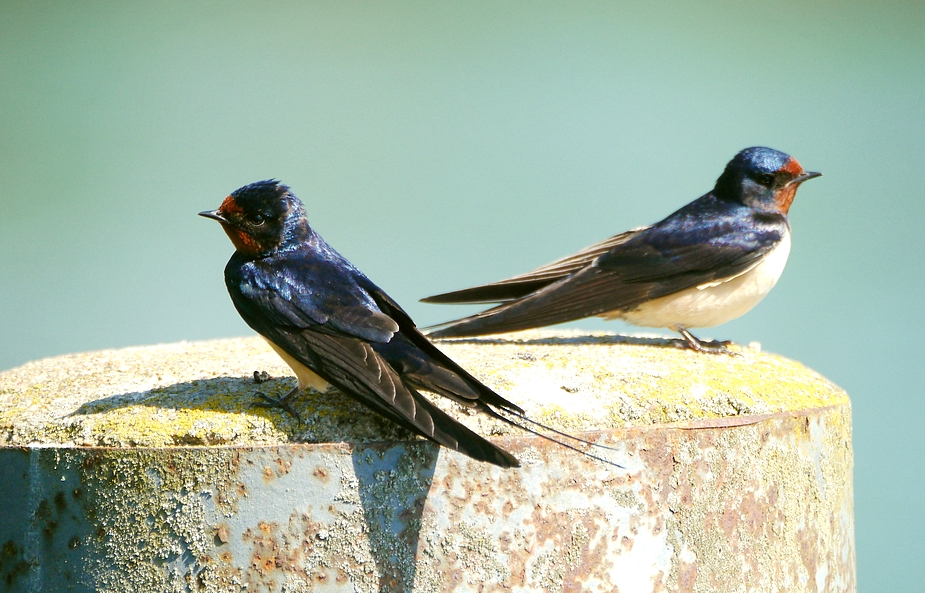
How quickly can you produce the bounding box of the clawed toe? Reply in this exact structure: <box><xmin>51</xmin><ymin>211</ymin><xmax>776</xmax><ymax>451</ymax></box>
<box><xmin>250</xmin><ymin>388</ymin><xmax>303</xmax><ymax>423</ymax></box>
<box><xmin>672</xmin><ymin>327</ymin><xmax>740</xmax><ymax>356</ymax></box>
<box><xmin>683</xmin><ymin>339</ymin><xmax>741</xmax><ymax>356</ymax></box>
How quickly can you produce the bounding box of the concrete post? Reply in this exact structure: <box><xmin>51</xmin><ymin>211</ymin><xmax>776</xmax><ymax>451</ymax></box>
<box><xmin>0</xmin><ymin>332</ymin><xmax>854</xmax><ymax>592</ymax></box>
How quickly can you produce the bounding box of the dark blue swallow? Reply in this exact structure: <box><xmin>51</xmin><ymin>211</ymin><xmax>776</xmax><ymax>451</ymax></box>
<box><xmin>199</xmin><ymin>180</ymin><xmax>528</xmax><ymax>467</ymax></box>
<box><xmin>423</xmin><ymin>147</ymin><xmax>821</xmax><ymax>352</ymax></box>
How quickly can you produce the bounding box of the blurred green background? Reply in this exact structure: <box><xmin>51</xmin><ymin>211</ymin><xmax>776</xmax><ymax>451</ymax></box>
<box><xmin>1</xmin><ymin>1</ymin><xmax>921</xmax><ymax>588</ymax></box>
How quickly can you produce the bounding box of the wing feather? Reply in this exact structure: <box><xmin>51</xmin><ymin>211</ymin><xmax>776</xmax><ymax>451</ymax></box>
<box><xmin>422</xmin><ymin>227</ymin><xmax>647</xmax><ymax>304</ymax></box>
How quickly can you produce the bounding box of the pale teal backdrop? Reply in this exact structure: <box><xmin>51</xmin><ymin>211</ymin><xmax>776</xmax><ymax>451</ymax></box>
<box><xmin>1</xmin><ymin>2</ymin><xmax>921</xmax><ymax>589</ymax></box>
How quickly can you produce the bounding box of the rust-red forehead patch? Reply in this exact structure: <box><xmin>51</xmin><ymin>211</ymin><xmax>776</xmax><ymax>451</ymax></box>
<box><xmin>779</xmin><ymin>157</ymin><xmax>804</xmax><ymax>176</ymax></box>
<box><xmin>219</xmin><ymin>195</ymin><xmax>244</xmax><ymax>214</ymax></box>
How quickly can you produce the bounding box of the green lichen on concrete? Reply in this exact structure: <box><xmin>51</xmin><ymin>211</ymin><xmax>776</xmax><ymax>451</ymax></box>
<box><xmin>0</xmin><ymin>331</ymin><xmax>848</xmax><ymax>449</ymax></box>
<box><xmin>40</xmin><ymin>447</ymin><xmax>246</xmax><ymax>593</ymax></box>
<box><xmin>24</xmin><ymin>444</ymin><xmax>446</xmax><ymax>593</ymax></box>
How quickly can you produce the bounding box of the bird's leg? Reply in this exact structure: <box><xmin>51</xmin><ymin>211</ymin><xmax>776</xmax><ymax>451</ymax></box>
<box><xmin>251</xmin><ymin>384</ymin><xmax>304</xmax><ymax>423</ymax></box>
<box><xmin>671</xmin><ymin>325</ymin><xmax>738</xmax><ymax>355</ymax></box>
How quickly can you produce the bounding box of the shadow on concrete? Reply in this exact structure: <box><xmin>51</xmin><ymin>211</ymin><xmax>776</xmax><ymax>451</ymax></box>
<box><xmin>432</xmin><ymin>333</ymin><xmax>682</xmax><ymax>347</ymax></box>
<box><xmin>65</xmin><ymin>375</ymin><xmax>441</xmax><ymax>590</ymax></box>
<box><xmin>350</xmin><ymin>443</ymin><xmax>439</xmax><ymax>592</ymax></box>
<box><xmin>67</xmin><ymin>374</ymin><xmax>417</xmax><ymax>445</ymax></box>
<box><xmin>71</xmin><ymin>374</ymin><xmax>299</xmax><ymax>415</ymax></box>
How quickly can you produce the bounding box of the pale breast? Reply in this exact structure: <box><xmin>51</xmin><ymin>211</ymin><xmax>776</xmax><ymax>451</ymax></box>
<box><xmin>608</xmin><ymin>231</ymin><xmax>791</xmax><ymax>329</ymax></box>
<box><xmin>263</xmin><ymin>338</ymin><xmax>332</xmax><ymax>392</ymax></box>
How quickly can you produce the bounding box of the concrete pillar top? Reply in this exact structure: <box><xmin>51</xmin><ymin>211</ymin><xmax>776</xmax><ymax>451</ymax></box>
<box><xmin>0</xmin><ymin>331</ymin><xmax>847</xmax><ymax>448</ymax></box>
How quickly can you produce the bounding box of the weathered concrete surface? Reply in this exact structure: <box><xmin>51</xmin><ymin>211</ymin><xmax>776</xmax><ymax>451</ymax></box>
<box><xmin>0</xmin><ymin>331</ymin><xmax>854</xmax><ymax>592</ymax></box>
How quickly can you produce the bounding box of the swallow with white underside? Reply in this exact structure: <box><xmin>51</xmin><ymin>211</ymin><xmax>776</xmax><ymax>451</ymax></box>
<box><xmin>423</xmin><ymin>147</ymin><xmax>821</xmax><ymax>353</ymax></box>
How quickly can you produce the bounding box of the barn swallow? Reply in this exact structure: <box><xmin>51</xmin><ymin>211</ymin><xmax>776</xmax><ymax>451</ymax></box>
<box><xmin>423</xmin><ymin>147</ymin><xmax>821</xmax><ymax>352</ymax></box>
<box><xmin>199</xmin><ymin>181</ymin><xmax>535</xmax><ymax>466</ymax></box>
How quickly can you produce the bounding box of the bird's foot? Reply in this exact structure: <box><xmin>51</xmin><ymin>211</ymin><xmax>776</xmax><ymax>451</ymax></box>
<box><xmin>673</xmin><ymin>327</ymin><xmax>741</xmax><ymax>356</ymax></box>
<box><xmin>676</xmin><ymin>339</ymin><xmax>740</xmax><ymax>356</ymax></box>
<box><xmin>250</xmin><ymin>386</ymin><xmax>303</xmax><ymax>423</ymax></box>
<box><xmin>253</xmin><ymin>370</ymin><xmax>271</xmax><ymax>384</ymax></box>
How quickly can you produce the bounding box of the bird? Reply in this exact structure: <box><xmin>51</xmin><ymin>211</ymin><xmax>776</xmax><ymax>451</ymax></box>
<box><xmin>422</xmin><ymin>147</ymin><xmax>821</xmax><ymax>352</ymax></box>
<box><xmin>199</xmin><ymin>181</ymin><xmax>534</xmax><ymax>467</ymax></box>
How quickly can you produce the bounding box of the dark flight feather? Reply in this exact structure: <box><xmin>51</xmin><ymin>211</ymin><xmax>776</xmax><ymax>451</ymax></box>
<box><xmin>422</xmin><ymin>227</ymin><xmax>646</xmax><ymax>305</ymax></box>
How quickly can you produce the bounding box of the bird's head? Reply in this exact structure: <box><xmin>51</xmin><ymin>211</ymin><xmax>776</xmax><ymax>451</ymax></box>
<box><xmin>199</xmin><ymin>180</ymin><xmax>310</xmax><ymax>256</ymax></box>
<box><xmin>714</xmin><ymin>147</ymin><xmax>821</xmax><ymax>215</ymax></box>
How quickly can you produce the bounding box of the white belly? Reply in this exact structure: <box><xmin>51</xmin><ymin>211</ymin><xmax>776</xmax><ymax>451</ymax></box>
<box><xmin>263</xmin><ymin>338</ymin><xmax>331</xmax><ymax>392</ymax></box>
<box><xmin>611</xmin><ymin>232</ymin><xmax>791</xmax><ymax>329</ymax></box>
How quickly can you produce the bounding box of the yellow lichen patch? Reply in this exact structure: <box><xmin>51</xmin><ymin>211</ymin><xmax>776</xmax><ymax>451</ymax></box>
<box><xmin>435</xmin><ymin>331</ymin><xmax>846</xmax><ymax>432</ymax></box>
<box><xmin>0</xmin><ymin>331</ymin><xmax>847</xmax><ymax>447</ymax></box>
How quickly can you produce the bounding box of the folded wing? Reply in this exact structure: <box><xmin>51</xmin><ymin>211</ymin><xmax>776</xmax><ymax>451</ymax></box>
<box><xmin>422</xmin><ymin>227</ymin><xmax>647</xmax><ymax>304</ymax></box>
<box><xmin>227</xmin><ymin>255</ymin><xmax>520</xmax><ymax>467</ymax></box>
<box><xmin>425</xmin><ymin>208</ymin><xmax>784</xmax><ymax>338</ymax></box>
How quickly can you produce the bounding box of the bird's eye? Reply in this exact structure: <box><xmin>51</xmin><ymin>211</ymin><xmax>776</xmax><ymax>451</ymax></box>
<box><xmin>250</xmin><ymin>213</ymin><xmax>266</xmax><ymax>226</ymax></box>
<box><xmin>758</xmin><ymin>173</ymin><xmax>775</xmax><ymax>187</ymax></box>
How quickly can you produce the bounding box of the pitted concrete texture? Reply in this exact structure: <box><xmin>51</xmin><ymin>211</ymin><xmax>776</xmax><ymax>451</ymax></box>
<box><xmin>0</xmin><ymin>332</ymin><xmax>854</xmax><ymax>592</ymax></box>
